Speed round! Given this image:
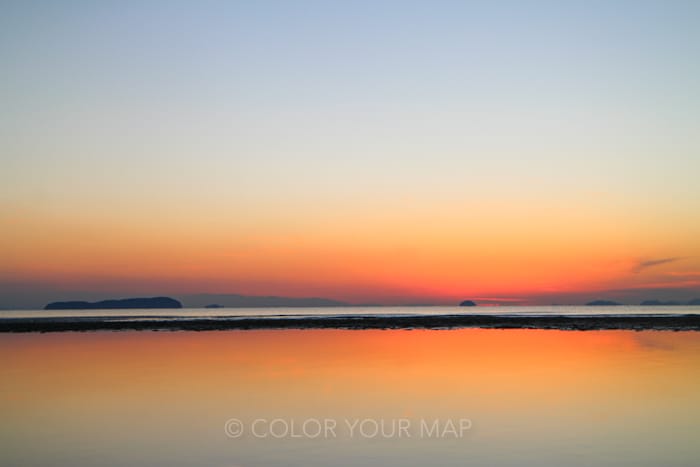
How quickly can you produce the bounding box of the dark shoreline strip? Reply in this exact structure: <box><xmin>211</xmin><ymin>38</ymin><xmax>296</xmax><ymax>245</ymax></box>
<box><xmin>1</xmin><ymin>314</ymin><xmax>700</xmax><ymax>332</ymax></box>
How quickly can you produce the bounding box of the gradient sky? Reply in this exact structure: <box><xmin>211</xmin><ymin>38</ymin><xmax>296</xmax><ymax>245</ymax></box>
<box><xmin>2</xmin><ymin>1</ymin><xmax>700</xmax><ymax>306</ymax></box>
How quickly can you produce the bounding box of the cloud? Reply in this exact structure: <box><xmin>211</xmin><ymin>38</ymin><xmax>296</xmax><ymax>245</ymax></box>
<box><xmin>632</xmin><ymin>257</ymin><xmax>682</xmax><ymax>274</ymax></box>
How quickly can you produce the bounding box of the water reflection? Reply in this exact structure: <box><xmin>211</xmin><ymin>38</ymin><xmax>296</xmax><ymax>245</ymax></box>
<box><xmin>1</xmin><ymin>329</ymin><xmax>699</xmax><ymax>466</ymax></box>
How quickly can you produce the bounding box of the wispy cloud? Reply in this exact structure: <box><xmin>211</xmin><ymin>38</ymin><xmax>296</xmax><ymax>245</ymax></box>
<box><xmin>632</xmin><ymin>257</ymin><xmax>682</xmax><ymax>274</ymax></box>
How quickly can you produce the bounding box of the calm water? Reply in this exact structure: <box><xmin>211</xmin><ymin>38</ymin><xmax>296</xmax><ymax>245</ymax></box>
<box><xmin>1</xmin><ymin>305</ymin><xmax>698</xmax><ymax>320</ymax></box>
<box><xmin>1</xmin><ymin>328</ymin><xmax>699</xmax><ymax>466</ymax></box>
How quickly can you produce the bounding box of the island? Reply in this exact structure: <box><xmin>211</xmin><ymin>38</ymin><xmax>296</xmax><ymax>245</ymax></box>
<box><xmin>585</xmin><ymin>300</ymin><xmax>622</xmax><ymax>306</ymax></box>
<box><xmin>459</xmin><ymin>300</ymin><xmax>477</xmax><ymax>307</ymax></box>
<box><xmin>204</xmin><ymin>304</ymin><xmax>223</xmax><ymax>308</ymax></box>
<box><xmin>181</xmin><ymin>293</ymin><xmax>348</xmax><ymax>308</ymax></box>
<box><xmin>44</xmin><ymin>297</ymin><xmax>182</xmax><ymax>310</ymax></box>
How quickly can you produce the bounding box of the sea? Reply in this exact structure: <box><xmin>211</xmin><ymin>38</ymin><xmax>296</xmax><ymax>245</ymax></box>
<box><xmin>1</xmin><ymin>305</ymin><xmax>699</xmax><ymax>466</ymax></box>
<box><xmin>1</xmin><ymin>304</ymin><xmax>699</xmax><ymax>320</ymax></box>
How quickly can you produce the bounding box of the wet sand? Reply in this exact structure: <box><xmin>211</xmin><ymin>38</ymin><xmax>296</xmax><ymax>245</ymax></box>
<box><xmin>1</xmin><ymin>313</ymin><xmax>700</xmax><ymax>332</ymax></box>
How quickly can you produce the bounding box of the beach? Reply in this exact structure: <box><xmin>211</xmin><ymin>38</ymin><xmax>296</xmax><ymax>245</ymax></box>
<box><xmin>2</xmin><ymin>312</ymin><xmax>700</xmax><ymax>332</ymax></box>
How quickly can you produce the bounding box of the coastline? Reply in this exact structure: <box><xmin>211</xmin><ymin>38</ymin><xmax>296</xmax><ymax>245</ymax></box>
<box><xmin>2</xmin><ymin>313</ymin><xmax>700</xmax><ymax>332</ymax></box>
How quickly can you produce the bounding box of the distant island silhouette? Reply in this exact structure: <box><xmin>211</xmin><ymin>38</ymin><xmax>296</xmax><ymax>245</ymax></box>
<box><xmin>586</xmin><ymin>300</ymin><xmax>622</xmax><ymax>306</ymax></box>
<box><xmin>180</xmin><ymin>293</ymin><xmax>348</xmax><ymax>308</ymax></box>
<box><xmin>30</xmin><ymin>294</ymin><xmax>700</xmax><ymax>311</ymax></box>
<box><xmin>45</xmin><ymin>297</ymin><xmax>182</xmax><ymax>310</ymax></box>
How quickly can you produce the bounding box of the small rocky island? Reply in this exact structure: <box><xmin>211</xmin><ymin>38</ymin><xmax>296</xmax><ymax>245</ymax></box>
<box><xmin>45</xmin><ymin>297</ymin><xmax>182</xmax><ymax>310</ymax></box>
<box><xmin>586</xmin><ymin>300</ymin><xmax>622</xmax><ymax>306</ymax></box>
<box><xmin>459</xmin><ymin>300</ymin><xmax>477</xmax><ymax>307</ymax></box>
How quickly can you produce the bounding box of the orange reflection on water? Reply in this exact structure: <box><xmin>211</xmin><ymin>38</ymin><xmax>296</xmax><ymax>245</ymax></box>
<box><xmin>1</xmin><ymin>329</ymin><xmax>700</xmax><ymax>466</ymax></box>
<box><xmin>3</xmin><ymin>330</ymin><xmax>700</xmax><ymax>411</ymax></box>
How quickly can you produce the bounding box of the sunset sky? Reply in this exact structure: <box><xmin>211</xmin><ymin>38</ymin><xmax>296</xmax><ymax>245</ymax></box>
<box><xmin>2</xmin><ymin>1</ymin><xmax>699</xmax><ymax>307</ymax></box>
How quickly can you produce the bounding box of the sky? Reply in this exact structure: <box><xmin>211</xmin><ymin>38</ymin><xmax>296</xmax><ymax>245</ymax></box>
<box><xmin>2</xmin><ymin>1</ymin><xmax>700</xmax><ymax>307</ymax></box>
